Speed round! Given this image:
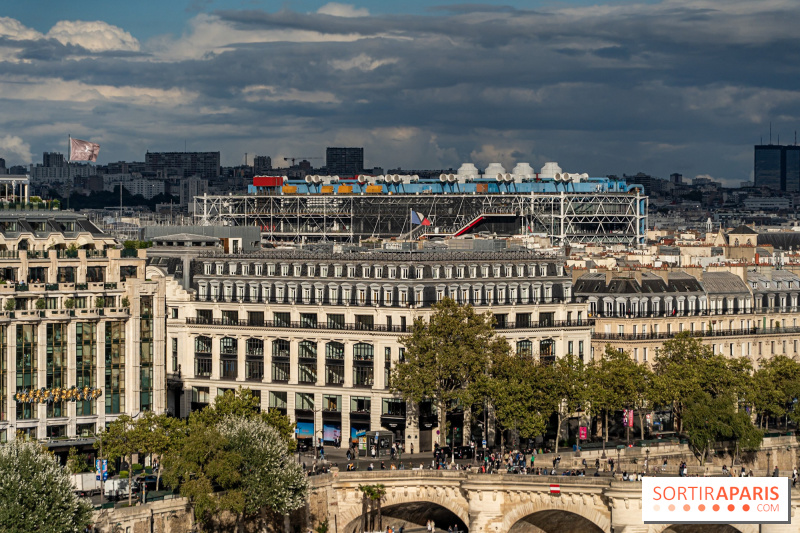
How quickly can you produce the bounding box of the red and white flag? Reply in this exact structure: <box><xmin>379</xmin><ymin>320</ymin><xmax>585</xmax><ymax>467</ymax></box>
<box><xmin>549</xmin><ymin>484</ymin><xmax>560</xmax><ymax>494</ymax></box>
<box><xmin>70</xmin><ymin>137</ymin><xmax>100</xmax><ymax>162</ymax></box>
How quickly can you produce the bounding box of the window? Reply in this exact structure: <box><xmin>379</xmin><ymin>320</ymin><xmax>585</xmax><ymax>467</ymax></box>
<box><xmin>301</xmin><ymin>313</ymin><xmax>317</xmax><ymax>328</ymax></box>
<box><xmin>517</xmin><ymin>340</ymin><xmax>533</xmax><ymax>357</ymax></box>
<box><xmin>197</xmin><ymin>309</ymin><xmax>213</xmax><ymax>324</ymax></box>
<box><xmin>296</xmin><ymin>392</ymin><xmax>315</xmax><ymax>411</ymax></box>
<box><xmin>353</xmin><ymin>343</ymin><xmax>374</xmax><ymax>361</ymax></box>
<box><xmin>355</xmin><ymin>315</ymin><xmax>373</xmax><ymax>330</ymax></box>
<box><xmin>382</xmin><ymin>399</ymin><xmax>406</xmax><ymax>417</ymax></box>
<box><xmin>354</xmin><ymin>366</ymin><xmax>374</xmax><ymax>387</ymax></box>
<box><xmin>539</xmin><ymin>339</ymin><xmax>555</xmax><ymax>365</ymax></box>
<box><xmin>327</xmin><ymin>314</ymin><xmax>345</xmax><ymax>329</ymax></box>
<box><xmin>323</xmin><ymin>394</ymin><xmax>341</xmax><ymax>411</ymax></box>
<box><xmin>192</xmin><ymin>387</ymin><xmax>210</xmax><ymax>410</ymax></box>
<box><xmin>248</xmin><ymin>311</ymin><xmax>264</xmax><ymax>326</ymax></box>
<box><xmin>105</xmin><ymin>322</ymin><xmax>126</xmax><ymax>414</ymax></box>
<box><xmin>351</xmin><ymin>396</ymin><xmax>371</xmax><ymax>413</ymax></box>
<box><xmin>245</xmin><ymin>339</ymin><xmax>264</xmax><ymax>359</ymax></box>
<box><xmin>75</xmin><ymin>322</ymin><xmax>96</xmax><ymax>416</ymax></box>
<box><xmin>195</xmin><ymin>357</ymin><xmax>212</xmax><ymax>378</ymax></box>
<box><xmin>220</xmin><ymin>337</ymin><xmax>237</xmax><ymax>356</ymax></box>
<box><xmin>516</xmin><ymin>313</ymin><xmax>531</xmax><ymax>328</ymax></box>
<box><xmin>86</xmin><ymin>266</ymin><xmax>105</xmax><ymax>283</ymax></box>
<box><xmin>325</xmin><ymin>342</ymin><xmax>345</xmax><ymax>385</ymax></box>
<box><xmin>273</xmin><ymin>312</ymin><xmax>291</xmax><ymax>327</ymax></box>
<box><xmin>221</xmin><ymin>359</ymin><xmax>237</xmax><ymax>380</ymax></box>
<box><xmin>269</xmin><ymin>391</ymin><xmax>287</xmax><ymax>410</ymax></box>
<box><xmin>46</xmin><ymin>323</ymin><xmax>67</xmax><ymax>418</ymax></box>
<box><xmin>195</xmin><ymin>336</ymin><xmax>212</xmax><ymax>378</ymax></box>
<box><xmin>57</xmin><ymin>267</ymin><xmax>76</xmax><ymax>283</ymax></box>
<box><xmin>273</xmin><ymin>339</ymin><xmax>290</xmax><ymax>358</ymax></box>
<box><xmin>245</xmin><ymin>359</ymin><xmax>263</xmax><ymax>381</ymax></box>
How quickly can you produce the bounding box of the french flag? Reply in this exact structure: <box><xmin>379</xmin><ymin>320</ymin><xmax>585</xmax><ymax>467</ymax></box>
<box><xmin>411</xmin><ymin>210</ymin><xmax>431</xmax><ymax>226</ymax></box>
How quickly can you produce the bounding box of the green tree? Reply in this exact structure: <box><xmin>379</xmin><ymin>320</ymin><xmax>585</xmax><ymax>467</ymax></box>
<box><xmin>392</xmin><ymin>297</ymin><xmax>510</xmax><ymax>446</ymax></box>
<box><xmin>95</xmin><ymin>414</ymin><xmax>140</xmax><ymax>507</ymax></box>
<box><xmin>540</xmin><ymin>353</ymin><xmax>587</xmax><ymax>453</ymax></box>
<box><xmin>65</xmin><ymin>447</ymin><xmax>91</xmax><ymax>474</ymax></box>
<box><xmin>587</xmin><ymin>346</ymin><xmax>654</xmax><ymax>445</ymax></box>
<box><xmin>751</xmin><ymin>356</ymin><xmax>800</xmax><ymax>429</ymax></box>
<box><xmin>134</xmin><ymin>411</ymin><xmax>186</xmax><ymax>491</ymax></box>
<box><xmin>488</xmin><ymin>349</ymin><xmax>547</xmax><ymax>449</ymax></box>
<box><xmin>358</xmin><ymin>484</ymin><xmax>386</xmax><ymax>532</ymax></box>
<box><xmin>651</xmin><ymin>332</ymin><xmax>751</xmax><ymax>433</ymax></box>
<box><xmin>4</xmin><ymin>299</ymin><xmax>15</xmax><ymax>312</ymax></box>
<box><xmin>193</xmin><ymin>387</ymin><xmax>296</xmax><ymax>452</ymax></box>
<box><xmin>0</xmin><ymin>439</ymin><xmax>93</xmax><ymax>533</ymax></box>
<box><xmin>162</xmin><ymin>423</ymin><xmax>243</xmax><ymax>525</ymax></box>
<box><xmin>218</xmin><ymin>416</ymin><xmax>308</xmax><ymax>526</ymax></box>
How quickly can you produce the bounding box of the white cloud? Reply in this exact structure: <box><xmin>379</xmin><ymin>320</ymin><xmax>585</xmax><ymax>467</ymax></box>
<box><xmin>0</xmin><ymin>17</ymin><xmax>43</xmax><ymax>40</ymax></box>
<box><xmin>330</xmin><ymin>53</ymin><xmax>398</xmax><ymax>71</ymax></box>
<box><xmin>46</xmin><ymin>20</ymin><xmax>140</xmax><ymax>52</ymax></box>
<box><xmin>148</xmin><ymin>13</ymin><xmax>369</xmax><ymax>61</ymax></box>
<box><xmin>0</xmin><ymin>135</ymin><xmax>32</xmax><ymax>164</ymax></box>
<box><xmin>241</xmin><ymin>85</ymin><xmax>340</xmax><ymax>104</ymax></box>
<box><xmin>0</xmin><ymin>76</ymin><xmax>196</xmax><ymax>106</ymax></box>
<box><xmin>316</xmin><ymin>3</ymin><xmax>369</xmax><ymax>18</ymax></box>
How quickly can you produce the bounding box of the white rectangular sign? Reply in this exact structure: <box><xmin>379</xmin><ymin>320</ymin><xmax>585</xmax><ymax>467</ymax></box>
<box><xmin>642</xmin><ymin>477</ymin><xmax>791</xmax><ymax>524</ymax></box>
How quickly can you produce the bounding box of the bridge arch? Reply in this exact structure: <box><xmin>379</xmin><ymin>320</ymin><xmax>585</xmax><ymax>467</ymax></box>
<box><xmin>338</xmin><ymin>486</ymin><xmax>470</xmax><ymax>533</ymax></box>
<box><xmin>503</xmin><ymin>498</ymin><xmax>611</xmax><ymax>533</ymax></box>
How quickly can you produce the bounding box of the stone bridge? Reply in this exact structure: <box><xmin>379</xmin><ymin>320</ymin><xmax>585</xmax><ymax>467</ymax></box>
<box><xmin>308</xmin><ymin>471</ymin><xmax>800</xmax><ymax>533</ymax></box>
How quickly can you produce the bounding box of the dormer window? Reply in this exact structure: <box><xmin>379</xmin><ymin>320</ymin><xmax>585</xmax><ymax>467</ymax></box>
<box><xmin>267</xmin><ymin>264</ymin><xmax>276</xmax><ymax>276</ymax></box>
<box><xmin>335</xmin><ymin>265</ymin><xmax>343</xmax><ymax>277</ymax></box>
<box><xmin>281</xmin><ymin>264</ymin><xmax>289</xmax><ymax>276</ymax></box>
<box><xmin>241</xmin><ymin>263</ymin><xmax>249</xmax><ymax>276</ymax></box>
<box><xmin>320</xmin><ymin>265</ymin><xmax>329</xmax><ymax>277</ymax></box>
<box><xmin>375</xmin><ymin>266</ymin><xmax>383</xmax><ymax>279</ymax></box>
<box><xmin>294</xmin><ymin>265</ymin><xmax>302</xmax><ymax>277</ymax></box>
<box><xmin>416</xmin><ymin>266</ymin><xmax>424</xmax><ymax>279</ymax></box>
<box><xmin>307</xmin><ymin>264</ymin><xmax>315</xmax><ymax>277</ymax></box>
<box><xmin>457</xmin><ymin>267</ymin><xmax>465</xmax><ymax>278</ymax></box>
<box><xmin>470</xmin><ymin>266</ymin><xmax>478</xmax><ymax>278</ymax></box>
<box><xmin>400</xmin><ymin>267</ymin><xmax>408</xmax><ymax>279</ymax></box>
<box><xmin>504</xmin><ymin>266</ymin><xmax>513</xmax><ymax>277</ymax></box>
<box><xmin>216</xmin><ymin>263</ymin><xmax>224</xmax><ymax>276</ymax></box>
<box><xmin>432</xmin><ymin>266</ymin><xmax>441</xmax><ymax>279</ymax></box>
<box><xmin>482</xmin><ymin>266</ymin><xmax>490</xmax><ymax>278</ymax></box>
<box><xmin>493</xmin><ymin>266</ymin><xmax>501</xmax><ymax>277</ymax></box>
<box><xmin>204</xmin><ymin>263</ymin><xmax>212</xmax><ymax>275</ymax></box>
<box><xmin>348</xmin><ymin>265</ymin><xmax>356</xmax><ymax>278</ymax></box>
<box><xmin>362</xmin><ymin>265</ymin><xmax>370</xmax><ymax>279</ymax></box>
<box><xmin>445</xmin><ymin>267</ymin><xmax>453</xmax><ymax>279</ymax></box>
<box><xmin>516</xmin><ymin>265</ymin><xmax>525</xmax><ymax>277</ymax></box>
<box><xmin>255</xmin><ymin>264</ymin><xmax>263</xmax><ymax>276</ymax></box>
<box><xmin>389</xmin><ymin>267</ymin><xmax>397</xmax><ymax>279</ymax></box>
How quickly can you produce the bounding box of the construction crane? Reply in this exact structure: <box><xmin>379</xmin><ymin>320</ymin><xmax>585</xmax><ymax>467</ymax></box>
<box><xmin>284</xmin><ymin>156</ymin><xmax>322</xmax><ymax>166</ymax></box>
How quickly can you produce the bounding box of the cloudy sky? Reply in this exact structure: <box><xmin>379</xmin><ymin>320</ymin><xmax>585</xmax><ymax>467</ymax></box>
<box><xmin>1</xmin><ymin>0</ymin><xmax>799</xmax><ymax>184</ymax></box>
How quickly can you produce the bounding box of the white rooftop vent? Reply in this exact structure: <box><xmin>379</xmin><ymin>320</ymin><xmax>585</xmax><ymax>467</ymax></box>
<box><xmin>512</xmin><ymin>162</ymin><xmax>534</xmax><ymax>179</ymax></box>
<box><xmin>539</xmin><ymin>162</ymin><xmax>562</xmax><ymax>180</ymax></box>
<box><xmin>484</xmin><ymin>163</ymin><xmax>506</xmax><ymax>177</ymax></box>
<box><xmin>457</xmin><ymin>163</ymin><xmax>479</xmax><ymax>178</ymax></box>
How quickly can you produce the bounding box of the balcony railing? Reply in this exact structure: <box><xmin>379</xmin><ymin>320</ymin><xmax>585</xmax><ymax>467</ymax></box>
<box><xmin>186</xmin><ymin>317</ymin><xmax>594</xmax><ymax>332</ymax></box>
<box><xmin>593</xmin><ymin>325</ymin><xmax>800</xmax><ymax>341</ymax></box>
<box><xmin>589</xmin><ymin>307</ymin><xmax>799</xmax><ymax>319</ymax></box>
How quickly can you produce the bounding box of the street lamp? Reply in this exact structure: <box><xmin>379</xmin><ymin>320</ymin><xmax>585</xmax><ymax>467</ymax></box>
<box><xmin>767</xmin><ymin>451</ymin><xmax>772</xmax><ymax>475</ymax></box>
<box><xmin>645</xmin><ymin>449</ymin><xmax>650</xmax><ymax>474</ymax></box>
<box><xmin>616</xmin><ymin>446</ymin><xmax>622</xmax><ymax>475</ymax></box>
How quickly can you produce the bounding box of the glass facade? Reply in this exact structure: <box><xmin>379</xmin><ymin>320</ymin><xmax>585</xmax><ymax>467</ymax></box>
<box><xmin>76</xmin><ymin>322</ymin><xmax>96</xmax><ymax>416</ymax></box>
<box><xmin>140</xmin><ymin>295</ymin><xmax>153</xmax><ymax>411</ymax></box>
<box><xmin>787</xmin><ymin>147</ymin><xmax>800</xmax><ymax>193</ymax></box>
<box><xmin>105</xmin><ymin>321</ymin><xmax>125</xmax><ymax>414</ymax></box>
<box><xmin>46</xmin><ymin>323</ymin><xmax>67</xmax><ymax>418</ymax></box>
<box><xmin>755</xmin><ymin>145</ymin><xmax>785</xmax><ymax>190</ymax></box>
<box><xmin>16</xmin><ymin>324</ymin><xmax>37</xmax><ymax>420</ymax></box>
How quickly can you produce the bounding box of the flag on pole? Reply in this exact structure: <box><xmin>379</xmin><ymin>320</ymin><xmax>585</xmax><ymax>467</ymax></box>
<box><xmin>69</xmin><ymin>137</ymin><xmax>100</xmax><ymax>162</ymax></box>
<box><xmin>410</xmin><ymin>210</ymin><xmax>430</xmax><ymax>226</ymax></box>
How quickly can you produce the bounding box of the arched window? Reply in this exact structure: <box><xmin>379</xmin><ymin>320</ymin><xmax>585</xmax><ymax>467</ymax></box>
<box><xmin>195</xmin><ymin>336</ymin><xmax>212</xmax><ymax>354</ymax></box>
<box><xmin>326</xmin><ymin>342</ymin><xmax>344</xmax><ymax>360</ymax></box>
<box><xmin>246</xmin><ymin>338</ymin><xmax>264</xmax><ymax>357</ymax></box>
<box><xmin>299</xmin><ymin>340</ymin><xmax>317</xmax><ymax>359</ymax></box>
<box><xmin>272</xmin><ymin>339</ymin><xmax>290</xmax><ymax>358</ymax></box>
<box><xmin>516</xmin><ymin>340</ymin><xmax>533</xmax><ymax>357</ymax></box>
<box><xmin>353</xmin><ymin>343</ymin><xmax>374</xmax><ymax>361</ymax></box>
<box><xmin>220</xmin><ymin>337</ymin><xmax>237</xmax><ymax>356</ymax></box>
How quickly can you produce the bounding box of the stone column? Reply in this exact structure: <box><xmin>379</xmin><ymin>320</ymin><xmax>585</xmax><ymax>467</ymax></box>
<box><xmin>289</xmin><ymin>337</ymin><xmax>298</xmax><ymax>385</ymax></box>
<box><xmin>605</xmin><ymin>481</ymin><xmax>645</xmax><ymax>533</ymax></box>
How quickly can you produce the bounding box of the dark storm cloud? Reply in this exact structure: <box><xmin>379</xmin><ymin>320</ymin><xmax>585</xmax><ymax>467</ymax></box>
<box><xmin>1</xmin><ymin>0</ymin><xmax>799</xmax><ymax>183</ymax></box>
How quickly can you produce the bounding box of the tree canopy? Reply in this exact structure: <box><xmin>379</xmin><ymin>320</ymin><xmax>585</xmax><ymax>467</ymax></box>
<box><xmin>0</xmin><ymin>439</ymin><xmax>93</xmax><ymax>533</ymax></box>
<box><xmin>392</xmin><ymin>297</ymin><xmax>511</xmax><ymax>445</ymax></box>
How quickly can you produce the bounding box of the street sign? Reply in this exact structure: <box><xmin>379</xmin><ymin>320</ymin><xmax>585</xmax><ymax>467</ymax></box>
<box><xmin>482</xmin><ymin>439</ymin><xmax>487</xmax><ymax>447</ymax></box>
<box><xmin>549</xmin><ymin>484</ymin><xmax>560</xmax><ymax>495</ymax></box>
<box><xmin>579</xmin><ymin>426</ymin><xmax>587</xmax><ymax>440</ymax></box>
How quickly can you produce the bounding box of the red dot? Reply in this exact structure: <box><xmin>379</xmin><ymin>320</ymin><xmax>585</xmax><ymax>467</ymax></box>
<box><xmin>743</xmin><ymin>504</ymin><xmax>750</xmax><ymax>512</ymax></box>
<box><xmin>668</xmin><ymin>504</ymin><xmax>676</xmax><ymax>512</ymax></box>
<box><xmin>728</xmin><ymin>504</ymin><xmax>735</xmax><ymax>512</ymax></box>
<box><xmin>713</xmin><ymin>504</ymin><xmax>720</xmax><ymax>512</ymax></box>
<box><xmin>698</xmin><ymin>504</ymin><xmax>706</xmax><ymax>511</ymax></box>
<box><xmin>683</xmin><ymin>504</ymin><xmax>691</xmax><ymax>512</ymax></box>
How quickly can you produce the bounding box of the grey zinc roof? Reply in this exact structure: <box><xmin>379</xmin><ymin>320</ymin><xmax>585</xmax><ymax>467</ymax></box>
<box><xmin>729</xmin><ymin>225</ymin><xmax>759</xmax><ymax>235</ymax></box>
<box><xmin>152</xmin><ymin>233</ymin><xmax>220</xmax><ymax>243</ymax></box>
<box><xmin>701</xmin><ymin>272</ymin><xmax>750</xmax><ymax>295</ymax></box>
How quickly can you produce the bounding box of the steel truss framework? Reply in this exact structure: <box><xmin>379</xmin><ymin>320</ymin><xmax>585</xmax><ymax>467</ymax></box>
<box><xmin>194</xmin><ymin>191</ymin><xmax>647</xmax><ymax>245</ymax></box>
